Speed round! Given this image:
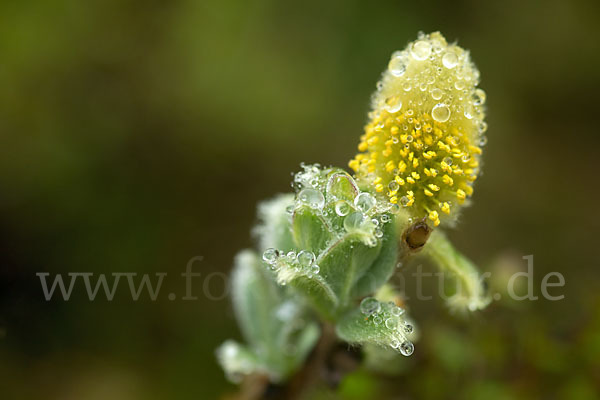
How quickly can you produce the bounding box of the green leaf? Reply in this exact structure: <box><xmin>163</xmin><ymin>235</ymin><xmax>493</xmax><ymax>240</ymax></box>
<box><xmin>317</xmin><ymin>233</ymin><xmax>381</xmax><ymax>307</ymax></box>
<box><xmin>229</xmin><ymin>250</ymin><xmax>321</xmax><ymax>381</ymax></box>
<box><xmin>253</xmin><ymin>194</ymin><xmax>296</xmax><ymax>252</ymax></box>
<box><xmin>215</xmin><ymin>340</ymin><xmax>261</xmax><ymax>383</ymax></box>
<box><xmin>352</xmin><ymin>216</ymin><xmax>399</xmax><ymax>298</ymax></box>
<box><xmin>336</xmin><ymin>299</ymin><xmax>415</xmax><ymax>356</ymax></box>
<box><xmin>423</xmin><ymin>230</ymin><xmax>491</xmax><ymax>312</ymax></box>
<box><xmin>292</xmin><ymin>205</ymin><xmax>330</xmax><ymax>254</ymax></box>
<box><xmin>232</xmin><ymin>250</ymin><xmax>283</xmax><ymax>348</ymax></box>
<box><xmin>275</xmin><ymin>266</ymin><xmax>339</xmax><ymax>320</ymax></box>
<box><xmin>281</xmin><ymin>318</ymin><xmax>320</xmax><ymax>368</ymax></box>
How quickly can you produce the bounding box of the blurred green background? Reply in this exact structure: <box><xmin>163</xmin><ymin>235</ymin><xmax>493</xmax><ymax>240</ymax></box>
<box><xmin>1</xmin><ymin>0</ymin><xmax>599</xmax><ymax>398</ymax></box>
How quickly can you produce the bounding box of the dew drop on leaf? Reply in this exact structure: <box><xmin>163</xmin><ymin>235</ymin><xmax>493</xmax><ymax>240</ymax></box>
<box><xmin>360</xmin><ymin>297</ymin><xmax>381</xmax><ymax>315</ymax></box>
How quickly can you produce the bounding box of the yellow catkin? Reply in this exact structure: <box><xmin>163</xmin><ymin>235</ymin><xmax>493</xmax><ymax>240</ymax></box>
<box><xmin>349</xmin><ymin>32</ymin><xmax>487</xmax><ymax>226</ymax></box>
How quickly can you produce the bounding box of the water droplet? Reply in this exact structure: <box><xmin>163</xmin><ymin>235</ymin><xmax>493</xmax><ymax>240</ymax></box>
<box><xmin>327</xmin><ymin>173</ymin><xmax>358</xmax><ymax>201</ymax></box>
<box><xmin>360</xmin><ymin>297</ymin><xmax>381</xmax><ymax>315</ymax></box>
<box><xmin>400</xmin><ymin>341</ymin><xmax>414</xmax><ymax>356</ymax></box>
<box><xmin>297</xmin><ymin>250</ymin><xmax>315</xmax><ymax>268</ymax></box>
<box><xmin>354</xmin><ymin>192</ymin><xmax>376</xmax><ymax>213</ymax></box>
<box><xmin>402</xmin><ymin>82</ymin><xmax>412</xmax><ymax>91</ymax></box>
<box><xmin>479</xmin><ymin>136</ymin><xmax>488</xmax><ymax>146</ymax></box>
<box><xmin>473</xmin><ymin>88</ymin><xmax>486</xmax><ymax>105</ymax></box>
<box><xmin>285</xmin><ymin>205</ymin><xmax>294</xmax><ymax>215</ymax></box>
<box><xmin>442</xmin><ymin>51</ymin><xmax>458</xmax><ymax>69</ymax></box>
<box><xmin>388</xmin><ymin>55</ymin><xmax>407</xmax><ymax>77</ymax></box>
<box><xmin>385</xmin><ymin>318</ymin><xmax>397</xmax><ymax>330</ymax></box>
<box><xmin>464</xmin><ymin>106</ymin><xmax>474</xmax><ymax>119</ymax></box>
<box><xmin>262</xmin><ymin>248</ymin><xmax>279</xmax><ymax>264</ymax></box>
<box><xmin>400</xmin><ymin>196</ymin><xmax>410</xmax><ymax>207</ymax></box>
<box><xmin>432</xmin><ymin>104</ymin><xmax>451</xmax><ymax>122</ymax></box>
<box><xmin>390</xmin><ymin>339</ymin><xmax>400</xmax><ymax>349</ymax></box>
<box><xmin>384</xmin><ymin>96</ymin><xmax>402</xmax><ymax>113</ymax></box>
<box><xmin>411</xmin><ymin>40</ymin><xmax>432</xmax><ymax>61</ymax></box>
<box><xmin>373</xmin><ymin>315</ymin><xmax>383</xmax><ymax>325</ymax></box>
<box><xmin>389</xmin><ymin>203</ymin><xmax>401</xmax><ymax>214</ymax></box>
<box><xmin>390</xmin><ymin>306</ymin><xmax>405</xmax><ymax>316</ymax></box>
<box><xmin>311</xmin><ymin>264</ymin><xmax>320</xmax><ymax>274</ymax></box>
<box><xmin>443</xmin><ymin>156</ymin><xmax>453</xmax><ymax>165</ymax></box>
<box><xmin>286</xmin><ymin>251</ymin><xmax>297</xmax><ymax>263</ymax></box>
<box><xmin>374</xmin><ymin>228</ymin><xmax>383</xmax><ymax>238</ymax></box>
<box><xmin>461</xmin><ymin>154</ymin><xmax>471</xmax><ymax>163</ymax></box>
<box><xmin>478</xmin><ymin>121</ymin><xmax>488</xmax><ymax>133</ymax></box>
<box><xmin>454</xmin><ymin>80</ymin><xmax>466</xmax><ymax>90</ymax></box>
<box><xmin>381</xmin><ymin>214</ymin><xmax>390</xmax><ymax>223</ymax></box>
<box><xmin>431</xmin><ymin>88</ymin><xmax>443</xmax><ymax>100</ymax></box>
<box><xmin>403</xmin><ymin>324</ymin><xmax>414</xmax><ymax>334</ymax></box>
<box><xmin>344</xmin><ymin>211</ymin><xmax>365</xmax><ymax>232</ymax></box>
<box><xmin>298</xmin><ymin>188</ymin><xmax>325</xmax><ymax>210</ymax></box>
<box><xmin>335</xmin><ymin>200</ymin><xmax>351</xmax><ymax>217</ymax></box>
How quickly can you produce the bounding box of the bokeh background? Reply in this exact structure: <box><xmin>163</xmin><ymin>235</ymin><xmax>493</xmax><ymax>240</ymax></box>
<box><xmin>1</xmin><ymin>0</ymin><xmax>599</xmax><ymax>398</ymax></box>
